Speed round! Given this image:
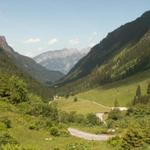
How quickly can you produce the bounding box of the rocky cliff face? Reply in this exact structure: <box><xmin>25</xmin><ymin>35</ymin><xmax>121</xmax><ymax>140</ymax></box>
<box><xmin>0</xmin><ymin>36</ymin><xmax>13</xmax><ymax>53</ymax></box>
<box><xmin>34</xmin><ymin>48</ymin><xmax>90</xmax><ymax>74</ymax></box>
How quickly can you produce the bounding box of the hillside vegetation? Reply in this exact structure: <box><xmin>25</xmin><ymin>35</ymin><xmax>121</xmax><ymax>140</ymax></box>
<box><xmin>57</xmin><ymin>11</ymin><xmax>150</xmax><ymax>95</ymax></box>
<box><xmin>0</xmin><ymin>47</ymin><xmax>54</xmax><ymax>99</ymax></box>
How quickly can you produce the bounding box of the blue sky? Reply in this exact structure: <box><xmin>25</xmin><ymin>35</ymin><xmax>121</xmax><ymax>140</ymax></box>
<box><xmin>0</xmin><ymin>0</ymin><xmax>150</xmax><ymax>57</ymax></box>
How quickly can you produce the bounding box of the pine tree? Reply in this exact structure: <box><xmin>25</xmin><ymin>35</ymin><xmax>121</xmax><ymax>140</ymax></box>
<box><xmin>114</xmin><ymin>99</ymin><xmax>119</xmax><ymax>107</ymax></box>
<box><xmin>136</xmin><ymin>85</ymin><xmax>141</xmax><ymax>98</ymax></box>
<box><xmin>147</xmin><ymin>83</ymin><xmax>150</xmax><ymax>95</ymax></box>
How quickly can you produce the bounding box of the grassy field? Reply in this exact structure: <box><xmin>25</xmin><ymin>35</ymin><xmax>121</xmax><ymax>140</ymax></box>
<box><xmin>53</xmin><ymin>98</ymin><xmax>110</xmax><ymax>114</ymax></box>
<box><xmin>77</xmin><ymin>69</ymin><xmax>150</xmax><ymax>106</ymax></box>
<box><xmin>0</xmin><ymin>101</ymin><xmax>112</xmax><ymax>150</ymax></box>
<box><xmin>53</xmin><ymin>69</ymin><xmax>150</xmax><ymax>116</ymax></box>
<box><xmin>1</xmin><ymin>70</ymin><xmax>150</xmax><ymax>150</ymax></box>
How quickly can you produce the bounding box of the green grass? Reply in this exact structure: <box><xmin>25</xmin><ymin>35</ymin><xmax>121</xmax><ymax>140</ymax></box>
<box><xmin>53</xmin><ymin>70</ymin><xmax>150</xmax><ymax>116</ymax></box>
<box><xmin>53</xmin><ymin>98</ymin><xmax>110</xmax><ymax>114</ymax></box>
<box><xmin>1</xmin><ymin>69</ymin><xmax>150</xmax><ymax>150</ymax></box>
<box><xmin>0</xmin><ymin>100</ymin><xmax>112</xmax><ymax>150</ymax></box>
<box><xmin>77</xmin><ymin>69</ymin><xmax>150</xmax><ymax>106</ymax></box>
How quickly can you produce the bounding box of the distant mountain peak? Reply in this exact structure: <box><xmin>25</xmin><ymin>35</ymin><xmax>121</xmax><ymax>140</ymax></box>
<box><xmin>0</xmin><ymin>36</ymin><xmax>13</xmax><ymax>53</ymax></box>
<box><xmin>0</xmin><ymin>36</ymin><xmax>6</xmax><ymax>43</ymax></box>
<box><xmin>58</xmin><ymin>11</ymin><xmax>150</xmax><ymax>88</ymax></box>
<box><xmin>34</xmin><ymin>47</ymin><xmax>90</xmax><ymax>74</ymax></box>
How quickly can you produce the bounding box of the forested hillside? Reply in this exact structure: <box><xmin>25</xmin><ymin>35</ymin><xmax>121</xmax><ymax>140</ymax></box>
<box><xmin>57</xmin><ymin>11</ymin><xmax>150</xmax><ymax>94</ymax></box>
<box><xmin>0</xmin><ymin>36</ymin><xmax>63</xmax><ymax>84</ymax></box>
<box><xmin>0</xmin><ymin>47</ymin><xmax>54</xmax><ymax>99</ymax></box>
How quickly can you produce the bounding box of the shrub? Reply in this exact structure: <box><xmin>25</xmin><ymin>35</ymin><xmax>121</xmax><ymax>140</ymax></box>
<box><xmin>0</xmin><ymin>122</ymin><xmax>7</xmax><ymax>132</ymax></box>
<box><xmin>108</xmin><ymin>109</ymin><xmax>123</xmax><ymax>121</ymax></box>
<box><xmin>73</xmin><ymin>97</ymin><xmax>78</xmax><ymax>102</ymax></box>
<box><xmin>27</xmin><ymin>102</ymin><xmax>59</xmax><ymax>121</ymax></box>
<box><xmin>8</xmin><ymin>76</ymin><xmax>28</xmax><ymax>104</ymax></box>
<box><xmin>86</xmin><ymin>113</ymin><xmax>99</xmax><ymax>125</ymax></box>
<box><xmin>59</xmin><ymin>129</ymin><xmax>69</xmax><ymax>137</ymax></box>
<box><xmin>28</xmin><ymin>124</ymin><xmax>37</xmax><ymax>130</ymax></box>
<box><xmin>0</xmin><ymin>132</ymin><xmax>18</xmax><ymax>148</ymax></box>
<box><xmin>108</xmin><ymin>136</ymin><xmax>122</xmax><ymax>148</ymax></box>
<box><xmin>50</xmin><ymin>127</ymin><xmax>60</xmax><ymax>136</ymax></box>
<box><xmin>0</xmin><ymin>118</ymin><xmax>11</xmax><ymax>128</ymax></box>
<box><xmin>121</xmin><ymin>127</ymin><xmax>144</xmax><ymax>149</ymax></box>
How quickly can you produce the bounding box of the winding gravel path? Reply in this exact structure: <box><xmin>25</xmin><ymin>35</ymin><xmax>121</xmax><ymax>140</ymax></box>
<box><xmin>68</xmin><ymin>128</ymin><xmax>113</xmax><ymax>141</ymax></box>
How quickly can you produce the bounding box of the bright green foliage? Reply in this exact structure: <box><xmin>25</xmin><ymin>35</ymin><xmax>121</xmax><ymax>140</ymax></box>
<box><xmin>0</xmin><ymin>118</ymin><xmax>11</xmax><ymax>129</ymax></box>
<box><xmin>0</xmin><ymin>75</ymin><xmax>28</xmax><ymax>104</ymax></box>
<box><xmin>27</xmin><ymin>103</ymin><xmax>59</xmax><ymax>120</ymax></box>
<box><xmin>108</xmin><ymin>136</ymin><xmax>122</xmax><ymax>148</ymax></box>
<box><xmin>86</xmin><ymin>113</ymin><xmax>99</xmax><ymax>125</ymax></box>
<box><xmin>50</xmin><ymin>127</ymin><xmax>60</xmax><ymax>136</ymax></box>
<box><xmin>108</xmin><ymin>109</ymin><xmax>123</xmax><ymax>121</ymax></box>
<box><xmin>8</xmin><ymin>76</ymin><xmax>28</xmax><ymax>104</ymax></box>
<box><xmin>121</xmin><ymin>127</ymin><xmax>144</xmax><ymax>149</ymax></box>
<box><xmin>58</xmin><ymin>12</ymin><xmax>150</xmax><ymax>94</ymax></box>
<box><xmin>0</xmin><ymin>132</ymin><xmax>18</xmax><ymax>148</ymax></box>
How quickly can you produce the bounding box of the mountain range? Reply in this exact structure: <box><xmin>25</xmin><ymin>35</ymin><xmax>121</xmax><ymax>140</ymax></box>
<box><xmin>34</xmin><ymin>48</ymin><xmax>90</xmax><ymax>74</ymax></box>
<box><xmin>0</xmin><ymin>36</ymin><xmax>63</xmax><ymax>84</ymax></box>
<box><xmin>57</xmin><ymin>11</ymin><xmax>150</xmax><ymax>94</ymax></box>
<box><xmin>0</xmin><ymin>37</ymin><xmax>64</xmax><ymax>98</ymax></box>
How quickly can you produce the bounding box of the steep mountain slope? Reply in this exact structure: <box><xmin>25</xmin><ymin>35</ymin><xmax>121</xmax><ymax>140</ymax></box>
<box><xmin>57</xmin><ymin>11</ymin><xmax>150</xmax><ymax>93</ymax></box>
<box><xmin>0</xmin><ymin>37</ymin><xmax>55</xmax><ymax>99</ymax></box>
<box><xmin>34</xmin><ymin>48</ymin><xmax>90</xmax><ymax>74</ymax></box>
<box><xmin>0</xmin><ymin>37</ymin><xmax>64</xmax><ymax>84</ymax></box>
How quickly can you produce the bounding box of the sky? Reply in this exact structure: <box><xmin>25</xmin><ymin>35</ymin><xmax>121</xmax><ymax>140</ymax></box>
<box><xmin>0</xmin><ymin>0</ymin><xmax>150</xmax><ymax>57</ymax></box>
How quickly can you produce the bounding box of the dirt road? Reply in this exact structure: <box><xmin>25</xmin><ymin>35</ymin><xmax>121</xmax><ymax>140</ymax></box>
<box><xmin>68</xmin><ymin>128</ymin><xmax>113</xmax><ymax>141</ymax></box>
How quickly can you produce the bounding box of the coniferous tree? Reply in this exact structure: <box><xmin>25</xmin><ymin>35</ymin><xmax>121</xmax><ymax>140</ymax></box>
<box><xmin>136</xmin><ymin>85</ymin><xmax>141</xmax><ymax>98</ymax></box>
<box><xmin>147</xmin><ymin>83</ymin><xmax>150</xmax><ymax>95</ymax></box>
<box><xmin>114</xmin><ymin>99</ymin><xmax>119</xmax><ymax>107</ymax></box>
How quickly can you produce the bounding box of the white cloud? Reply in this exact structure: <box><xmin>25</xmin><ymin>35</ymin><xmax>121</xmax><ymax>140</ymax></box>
<box><xmin>48</xmin><ymin>38</ymin><xmax>58</xmax><ymax>45</ymax></box>
<box><xmin>24</xmin><ymin>38</ymin><xmax>41</xmax><ymax>44</ymax></box>
<box><xmin>69</xmin><ymin>38</ymin><xmax>80</xmax><ymax>45</ymax></box>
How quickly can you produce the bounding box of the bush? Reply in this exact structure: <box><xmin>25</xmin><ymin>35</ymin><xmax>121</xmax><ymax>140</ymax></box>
<box><xmin>0</xmin><ymin>118</ymin><xmax>11</xmax><ymax>128</ymax></box>
<box><xmin>86</xmin><ymin>113</ymin><xmax>99</xmax><ymax>125</ymax></box>
<box><xmin>27</xmin><ymin>102</ymin><xmax>59</xmax><ymax>121</ymax></box>
<box><xmin>59</xmin><ymin>110</ymin><xmax>87</xmax><ymax>124</ymax></box>
<box><xmin>108</xmin><ymin>136</ymin><xmax>122</xmax><ymax>148</ymax></box>
<box><xmin>108</xmin><ymin>109</ymin><xmax>123</xmax><ymax>121</ymax></box>
<box><xmin>73</xmin><ymin>97</ymin><xmax>78</xmax><ymax>102</ymax></box>
<box><xmin>0</xmin><ymin>132</ymin><xmax>18</xmax><ymax>148</ymax></box>
<box><xmin>121</xmin><ymin>127</ymin><xmax>144</xmax><ymax>149</ymax></box>
<box><xmin>8</xmin><ymin>76</ymin><xmax>28</xmax><ymax>104</ymax></box>
<box><xmin>50</xmin><ymin>127</ymin><xmax>60</xmax><ymax>136</ymax></box>
<box><xmin>59</xmin><ymin>129</ymin><xmax>69</xmax><ymax>137</ymax></box>
<box><xmin>0</xmin><ymin>122</ymin><xmax>7</xmax><ymax>132</ymax></box>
